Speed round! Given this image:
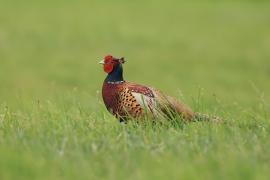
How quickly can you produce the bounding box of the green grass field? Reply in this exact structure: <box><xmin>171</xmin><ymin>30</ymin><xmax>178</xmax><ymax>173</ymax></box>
<box><xmin>0</xmin><ymin>0</ymin><xmax>270</xmax><ymax>179</ymax></box>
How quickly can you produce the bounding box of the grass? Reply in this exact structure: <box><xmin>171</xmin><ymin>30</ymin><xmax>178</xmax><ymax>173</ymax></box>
<box><xmin>0</xmin><ymin>0</ymin><xmax>270</xmax><ymax>179</ymax></box>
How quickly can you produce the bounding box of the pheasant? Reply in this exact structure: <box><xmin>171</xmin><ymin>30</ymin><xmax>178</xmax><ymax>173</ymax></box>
<box><xmin>100</xmin><ymin>55</ymin><xmax>214</xmax><ymax>123</ymax></box>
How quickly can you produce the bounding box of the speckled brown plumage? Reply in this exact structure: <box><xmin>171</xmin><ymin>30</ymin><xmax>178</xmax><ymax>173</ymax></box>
<box><xmin>102</xmin><ymin>82</ymin><xmax>153</xmax><ymax>120</ymax></box>
<box><xmin>102</xmin><ymin>80</ymin><xmax>195</xmax><ymax>122</ymax></box>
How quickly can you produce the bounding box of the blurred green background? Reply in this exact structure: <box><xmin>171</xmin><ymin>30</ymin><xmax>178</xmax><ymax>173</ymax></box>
<box><xmin>1</xmin><ymin>0</ymin><xmax>269</xmax><ymax>106</ymax></box>
<box><xmin>0</xmin><ymin>0</ymin><xmax>270</xmax><ymax>179</ymax></box>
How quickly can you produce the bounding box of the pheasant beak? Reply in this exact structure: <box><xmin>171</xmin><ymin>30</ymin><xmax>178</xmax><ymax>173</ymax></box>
<box><xmin>98</xmin><ymin>60</ymin><xmax>105</xmax><ymax>65</ymax></box>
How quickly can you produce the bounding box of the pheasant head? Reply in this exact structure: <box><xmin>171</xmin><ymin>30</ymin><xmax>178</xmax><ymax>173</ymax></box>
<box><xmin>99</xmin><ymin>55</ymin><xmax>126</xmax><ymax>83</ymax></box>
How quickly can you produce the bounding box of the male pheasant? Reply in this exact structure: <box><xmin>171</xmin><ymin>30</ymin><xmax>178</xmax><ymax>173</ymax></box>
<box><xmin>100</xmin><ymin>55</ymin><xmax>212</xmax><ymax>123</ymax></box>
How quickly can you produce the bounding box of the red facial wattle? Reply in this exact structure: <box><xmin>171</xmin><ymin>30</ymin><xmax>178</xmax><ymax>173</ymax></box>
<box><xmin>103</xmin><ymin>55</ymin><xmax>114</xmax><ymax>73</ymax></box>
<box><xmin>104</xmin><ymin>63</ymin><xmax>114</xmax><ymax>73</ymax></box>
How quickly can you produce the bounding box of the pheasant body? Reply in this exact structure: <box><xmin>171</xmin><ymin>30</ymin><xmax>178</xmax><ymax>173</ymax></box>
<box><xmin>100</xmin><ymin>55</ymin><xmax>196</xmax><ymax>122</ymax></box>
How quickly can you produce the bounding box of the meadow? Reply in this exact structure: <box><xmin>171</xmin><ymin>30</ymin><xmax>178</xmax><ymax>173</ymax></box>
<box><xmin>0</xmin><ymin>0</ymin><xmax>270</xmax><ymax>179</ymax></box>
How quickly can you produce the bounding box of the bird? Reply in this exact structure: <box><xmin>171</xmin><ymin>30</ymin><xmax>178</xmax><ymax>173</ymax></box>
<box><xmin>99</xmin><ymin>55</ymin><xmax>217</xmax><ymax>123</ymax></box>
